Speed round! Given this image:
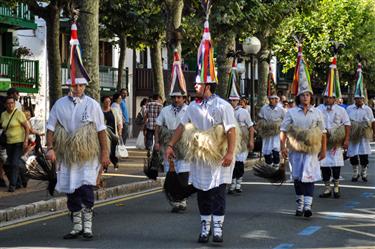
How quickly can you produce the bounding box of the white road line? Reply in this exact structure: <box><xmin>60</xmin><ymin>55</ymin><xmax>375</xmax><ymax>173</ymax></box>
<box><xmin>241</xmin><ymin>181</ymin><xmax>375</xmax><ymax>190</ymax></box>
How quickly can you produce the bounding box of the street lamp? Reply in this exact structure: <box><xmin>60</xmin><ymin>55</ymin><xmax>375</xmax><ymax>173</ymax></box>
<box><xmin>243</xmin><ymin>36</ymin><xmax>261</xmax><ymax>120</ymax></box>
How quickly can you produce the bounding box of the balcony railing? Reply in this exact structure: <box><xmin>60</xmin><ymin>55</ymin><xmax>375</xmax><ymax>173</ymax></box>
<box><xmin>0</xmin><ymin>56</ymin><xmax>39</xmax><ymax>93</ymax></box>
<box><xmin>61</xmin><ymin>64</ymin><xmax>128</xmax><ymax>92</ymax></box>
<box><xmin>0</xmin><ymin>3</ymin><xmax>37</xmax><ymax>30</ymax></box>
<box><xmin>134</xmin><ymin>68</ymin><xmax>196</xmax><ymax>96</ymax></box>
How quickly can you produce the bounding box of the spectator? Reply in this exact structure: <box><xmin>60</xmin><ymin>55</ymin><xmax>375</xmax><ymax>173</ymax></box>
<box><xmin>144</xmin><ymin>94</ymin><xmax>163</xmax><ymax>153</ymax></box>
<box><xmin>239</xmin><ymin>97</ymin><xmax>251</xmax><ymax>116</ymax></box>
<box><xmin>288</xmin><ymin>99</ymin><xmax>295</xmax><ymax>109</ymax></box>
<box><xmin>135</xmin><ymin>98</ymin><xmax>149</xmax><ymax>150</ymax></box>
<box><xmin>111</xmin><ymin>93</ymin><xmax>124</xmax><ymax>131</ymax></box>
<box><xmin>20</xmin><ymin>108</ymin><xmax>45</xmax><ymax>162</ymax></box>
<box><xmin>0</xmin><ymin>96</ymin><xmax>29</xmax><ymax>192</ymax></box>
<box><xmin>7</xmin><ymin>88</ymin><xmax>22</xmax><ymax>111</ymax></box>
<box><xmin>101</xmin><ymin>96</ymin><xmax>122</xmax><ymax>171</ymax></box>
<box><xmin>119</xmin><ymin>88</ymin><xmax>129</xmax><ymax>144</ymax></box>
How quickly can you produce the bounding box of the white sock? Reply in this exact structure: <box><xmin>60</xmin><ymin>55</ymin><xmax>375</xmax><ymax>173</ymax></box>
<box><xmin>304</xmin><ymin>196</ymin><xmax>313</xmax><ymax>211</ymax></box>
<box><xmin>200</xmin><ymin>215</ymin><xmax>211</xmax><ymax>236</ymax></box>
<box><xmin>212</xmin><ymin>215</ymin><xmax>224</xmax><ymax>237</ymax></box>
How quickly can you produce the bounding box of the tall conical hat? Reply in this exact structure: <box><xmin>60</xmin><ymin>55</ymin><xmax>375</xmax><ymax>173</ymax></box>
<box><xmin>354</xmin><ymin>63</ymin><xmax>365</xmax><ymax>98</ymax></box>
<box><xmin>323</xmin><ymin>56</ymin><xmax>341</xmax><ymax>98</ymax></box>
<box><xmin>290</xmin><ymin>43</ymin><xmax>312</xmax><ymax>96</ymax></box>
<box><xmin>195</xmin><ymin>1</ymin><xmax>217</xmax><ymax>84</ymax></box>
<box><xmin>66</xmin><ymin>21</ymin><xmax>90</xmax><ymax>85</ymax></box>
<box><xmin>226</xmin><ymin>59</ymin><xmax>240</xmax><ymax>100</ymax></box>
<box><xmin>169</xmin><ymin>50</ymin><xmax>187</xmax><ymax>96</ymax></box>
<box><xmin>267</xmin><ymin>64</ymin><xmax>278</xmax><ymax>99</ymax></box>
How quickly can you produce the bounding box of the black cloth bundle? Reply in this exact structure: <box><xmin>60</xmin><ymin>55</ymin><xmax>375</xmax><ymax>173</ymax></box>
<box><xmin>163</xmin><ymin>160</ymin><xmax>196</xmax><ymax>202</ymax></box>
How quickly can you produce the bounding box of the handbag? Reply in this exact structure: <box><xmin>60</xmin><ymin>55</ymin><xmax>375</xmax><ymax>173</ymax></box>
<box><xmin>0</xmin><ymin>109</ymin><xmax>17</xmax><ymax>147</ymax></box>
<box><xmin>115</xmin><ymin>137</ymin><xmax>128</xmax><ymax>159</ymax></box>
<box><xmin>135</xmin><ymin>111</ymin><xmax>144</xmax><ymax>125</ymax></box>
<box><xmin>136</xmin><ymin>131</ymin><xmax>145</xmax><ymax>149</ymax></box>
<box><xmin>143</xmin><ymin>149</ymin><xmax>162</xmax><ymax>180</ymax></box>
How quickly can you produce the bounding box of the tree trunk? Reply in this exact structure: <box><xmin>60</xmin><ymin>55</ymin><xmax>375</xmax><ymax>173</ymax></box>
<box><xmin>215</xmin><ymin>33</ymin><xmax>236</xmax><ymax>98</ymax></box>
<box><xmin>150</xmin><ymin>38</ymin><xmax>165</xmax><ymax>100</ymax></box>
<box><xmin>256</xmin><ymin>34</ymin><xmax>271</xmax><ymax>107</ymax></box>
<box><xmin>165</xmin><ymin>0</ymin><xmax>184</xmax><ymax>98</ymax></box>
<box><xmin>76</xmin><ymin>0</ymin><xmax>100</xmax><ymax>101</ymax></box>
<box><xmin>117</xmin><ymin>34</ymin><xmax>127</xmax><ymax>91</ymax></box>
<box><xmin>258</xmin><ymin>48</ymin><xmax>270</xmax><ymax>107</ymax></box>
<box><xmin>45</xmin><ymin>6</ymin><xmax>62</xmax><ymax>107</ymax></box>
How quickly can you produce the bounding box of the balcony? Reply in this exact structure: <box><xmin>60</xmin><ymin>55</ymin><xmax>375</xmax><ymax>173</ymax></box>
<box><xmin>0</xmin><ymin>56</ymin><xmax>39</xmax><ymax>93</ymax></box>
<box><xmin>61</xmin><ymin>64</ymin><xmax>128</xmax><ymax>93</ymax></box>
<box><xmin>134</xmin><ymin>68</ymin><xmax>196</xmax><ymax>96</ymax></box>
<box><xmin>0</xmin><ymin>3</ymin><xmax>37</xmax><ymax>30</ymax></box>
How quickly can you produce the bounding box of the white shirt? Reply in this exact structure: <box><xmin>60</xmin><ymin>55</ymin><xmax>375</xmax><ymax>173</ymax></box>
<box><xmin>156</xmin><ymin>104</ymin><xmax>189</xmax><ymax>173</ymax></box>
<box><xmin>317</xmin><ymin>104</ymin><xmax>350</xmax><ymax>167</ymax></box>
<box><xmin>47</xmin><ymin>95</ymin><xmax>106</xmax><ymax>193</ymax></box>
<box><xmin>317</xmin><ymin>104</ymin><xmax>350</xmax><ymax>130</ymax></box>
<box><xmin>234</xmin><ymin>106</ymin><xmax>254</xmax><ymax>128</ymax></box>
<box><xmin>234</xmin><ymin>106</ymin><xmax>253</xmax><ymax>161</ymax></box>
<box><xmin>16</xmin><ymin>101</ymin><xmax>22</xmax><ymax>111</ymax></box>
<box><xmin>346</xmin><ymin>104</ymin><xmax>374</xmax><ymax>156</ymax></box>
<box><xmin>111</xmin><ymin>102</ymin><xmax>124</xmax><ymax>124</ymax></box>
<box><xmin>156</xmin><ymin>104</ymin><xmax>188</xmax><ymax>130</ymax></box>
<box><xmin>259</xmin><ymin>104</ymin><xmax>286</xmax><ymax>122</ymax></box>
<box><xmin>259</xmin><ymin>104</ymin><xmax>285</xmax><ymax>155</ymax></box>
<box><xmin>180</xmin><ymin>95</ymin><xmax>236</xmax><ymax>190</ymax></box>
<box><xmin>280</xmin><ymin>105</ymin><xmax>326</xmax><ymax>132</ymax></box>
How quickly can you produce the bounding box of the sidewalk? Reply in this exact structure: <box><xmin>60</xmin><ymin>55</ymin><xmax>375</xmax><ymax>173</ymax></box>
<box><xmin>0</xmin><ymin>137</ymin><xmax>257</xmax><ymax>225</ymax></box>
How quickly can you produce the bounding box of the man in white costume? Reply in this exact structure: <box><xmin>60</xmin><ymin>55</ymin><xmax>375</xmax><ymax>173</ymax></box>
<box><xmin>165</xmin><ymin>19</ymin><xmax>237</xmax><ymax>243</ymax></box>
<box><xmin>154</xmin><ymin>50</ymin><xmax>189</xmax><ymax>213</ymax></box>
<box><xmin>346</xmin><ymin>63</ymin><xmax>375</xmax><ymax>182</ymax></box>
<box><xmin>318</xmin><ymin>56</ymin><xmax>350</xmax><ymax>198</ymax></box>
<box><xmin>227</xmin><ymin>60</ymin><xmax>254</xmax><ymax>194</ymax></box>
<box><xmin>257</xmin><ymin>92</ymin><xmax>285</xmax><ymax>169</ymax></box>
<box><xmin>46</xmin><ymin>20</ymin><xmax>109</xmax><ymax>240</ymax></box>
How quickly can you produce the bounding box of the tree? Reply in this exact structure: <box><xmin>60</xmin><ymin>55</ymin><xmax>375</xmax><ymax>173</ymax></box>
<box><xmin>249</xmin><ymin>0</ymin><xmax>318</xmax><ymax>106</ymax></box>
<box><xmin>73</xmin><ymin>0</ymin><xmax>100</xmax><ymax>101</ymax></box>
<box><xmin>273</xmin><ymin>0</ymin><xmax>375</xmax><ymax>97</ymax></box>
<box><xmin>20</xmin><ymin>0</ymin><xmax>71</xmax><ymax>107</ymax></box>
<box><xmin>100</xmin><ymin>0</ymin><xmax>166</xmax><ymax>99</ymax></box>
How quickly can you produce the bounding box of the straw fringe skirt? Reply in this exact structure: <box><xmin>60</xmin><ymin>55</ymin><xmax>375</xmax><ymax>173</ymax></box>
<box><xmin>257</xmin><ymin>119</ymin><xmax>281</xmax><ymax>138</ymax></box>
<box><xmin>180</xmin><ymin>123</ymin><xmax>242</xmax><ymax>167</ymax></box>
<box><xmin>350</xmin><ymin>121</ymin><xmax>373</xmax><ymax>144</ymax></box>
<box><xmin>286</xmin><ymin>125</ymin><xmax>322</xmax><ymax>154</ymax></box>
<box><xmin>54</xmin><ymin>123</ymin><xmax>100</xmax><ymax>166</ymax></box>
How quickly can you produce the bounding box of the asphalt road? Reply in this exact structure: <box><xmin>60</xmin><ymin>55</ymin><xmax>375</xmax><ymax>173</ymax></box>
<box><xmin>1</xmin><ymin>157</ymin><xmax>375</xmax><ymax>249</ymax></box>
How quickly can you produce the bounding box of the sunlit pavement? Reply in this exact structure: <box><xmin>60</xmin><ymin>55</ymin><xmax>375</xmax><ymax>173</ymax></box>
<box><xmin>0</xmin><ymin>155</ymin><xmax>374</xmax><ymax>249</ymax></box>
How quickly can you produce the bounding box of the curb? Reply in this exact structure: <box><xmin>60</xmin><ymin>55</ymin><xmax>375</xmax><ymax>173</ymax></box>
<box><xmin>0</xmin><ymin>179</ymin><xmax>163</xmax><ymax>226</ymax></box>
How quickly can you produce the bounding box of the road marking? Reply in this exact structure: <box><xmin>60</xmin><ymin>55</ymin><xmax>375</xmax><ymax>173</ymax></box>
<box><xmin>242</xmin><ymin>181</ymin><xmax>375</xmax><ymax>190</ymax></box>
<box><xmin>298</xmin><ymin>226</ymin><xmax>321</xmax><ymax>236</ymax></box>
<box><xmin>0</xmin><ymin>188</ymin><xmax>162</xmax><ymax>232</ymax></box>
<box><xmin>329</xmin><ymin>224</ymin><xmax>375</xmax><ymax>238</ymax></box>
<box><xmin>318</xmin><ymin>211</ymin><xmax>375</xmax><ymax>220</ymax></box>
<box><xmin>361</xmin><ymin>192</ymin><xmax>374</xmax><ymax>198</ymax></box>
<box><xmin>304</xmin><ymin>247</ymin><xmax>375</xmax><ymax>249</ymax></box>
<box><xmin>103</xmin><ymin>173</ymin><xmax>148</xmax><ymax>178</ymax></box>
<box><xmin>273</xmin><ymin>243</ymin><xmax>294</xmax><ymax>249</ymax></box>
<box><xmin>344</xmin><ymin>201</ymin><xmax>360</xmax><ymax>209</ymax></box>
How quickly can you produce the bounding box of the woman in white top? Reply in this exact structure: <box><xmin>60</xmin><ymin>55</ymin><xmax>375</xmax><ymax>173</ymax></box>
<box><xmin>280</xmin><ymin>91</ymin><xmax>326</xmax><ymax>218</ymax></box>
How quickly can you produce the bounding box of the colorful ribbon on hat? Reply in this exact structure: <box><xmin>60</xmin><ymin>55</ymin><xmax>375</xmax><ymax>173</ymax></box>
<box><xmin>291</xmin><ymin>44</ymin><xmax>312</xmax><ymax>95</ymax></box>
<box><xmin>324</xmin><ymin>56</ymin><xmax>341</xmax><ymax>98</ymax></box>
<box><xmin>354</xmin><ymin>63</ymin><xmax>364</xmax><ymax>97</ymax></box>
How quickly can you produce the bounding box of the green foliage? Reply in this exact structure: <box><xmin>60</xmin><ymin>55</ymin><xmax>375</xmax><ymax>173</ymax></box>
<box><xmin>273</xmin><ymin>0</ymin><xmax>375</xmax><ymax>89</ymax></box>
<box><xmin>100</xmin><ymin>0</ymin><xmax>165</xmax><ymax>50</ymax></box>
